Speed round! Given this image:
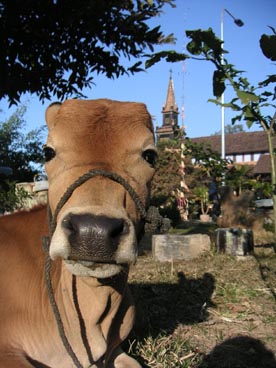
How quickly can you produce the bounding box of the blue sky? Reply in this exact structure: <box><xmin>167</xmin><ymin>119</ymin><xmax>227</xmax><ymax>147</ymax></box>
<box><xmin>0</xmin><ymin>0</ymin><xmax>275</xmax><ymax>139</ymax></box>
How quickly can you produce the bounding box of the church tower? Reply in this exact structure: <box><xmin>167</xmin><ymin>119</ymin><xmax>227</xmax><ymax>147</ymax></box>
<box><xmin>156</xmin><ymin>70</ymin><xmax>179</xmax><ymax>141</ymax></box>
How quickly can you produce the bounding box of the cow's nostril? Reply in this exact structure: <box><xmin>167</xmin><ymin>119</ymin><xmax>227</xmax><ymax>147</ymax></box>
<box><xmin>62</xmin><ymin>214</ymin><xmax>129</xmax><ymax>262</ymax></box>
<box><xmin>62</xmin><ymin>216</ymin><xmax>75</xmax><ymax>232</ymax></box>
<box><xmin>111</xmin><ymin>220</ymin><xmax>128</xmax><ymax>238</ymax></box>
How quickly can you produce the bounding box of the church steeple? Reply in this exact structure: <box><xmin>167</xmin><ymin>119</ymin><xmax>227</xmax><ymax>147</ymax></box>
<box><xmin>156</xmin><ymin>71</ymin><xmax>179</xmax><ymax>141</ymax></box>
<box><xmin>162</xmin><ymin>69</ymin><xmax>179</xmax><ymax>123</ymax></box>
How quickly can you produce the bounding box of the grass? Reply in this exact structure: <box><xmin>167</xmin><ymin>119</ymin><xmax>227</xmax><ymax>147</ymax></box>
<box><xmin>130</xmin><ymin>334</ymin><xmax>202</xmax><ymax>368</ymax></box>
<box><xmin>126</xmin><ymin>223</ymin><xmax>276</xmax><ymax>368</ymax></box>
<box><xmin>170</xmin><ymin>221</ymin><xmax>217</xmax><ymax>237</ymax></box>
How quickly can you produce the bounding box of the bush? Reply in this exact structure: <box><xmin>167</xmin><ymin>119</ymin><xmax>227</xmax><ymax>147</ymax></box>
<box><xmin>0</xmin><ymin>180</ymin><xmax>31</xmax><ymax>213</ymax></box>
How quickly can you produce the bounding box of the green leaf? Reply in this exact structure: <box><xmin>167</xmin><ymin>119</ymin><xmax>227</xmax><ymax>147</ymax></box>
<box><xmin>241</xmin><ymin>105</ymin><xmax>259</xmax><ymax>128</ymax></box>
<box><xmin>236</xmin><ymin>90</ymin><xmax>259</xmax><ymax>104</ymax></box>
<box><xmin>186</xmin><ymin>39</ymin><xmax>202</xmax><ymax>55</ymax></box>
<box><xmin>232</xmin><ymin>115</ymin><xmax>242</xmax><ymax>125</ymax></box>
<box><xmin>145</xmin><ymin>50</ymin><xmax>189</xmax><ymax>69</ymax></box>
<box><xmin>128</xmin><ymin>61</ymin><xmax>144</xmax><ymax>74</ymax></box>
<box><xmin>260</xmin><ymin>33</ymin><xmax>276</xmax><ymax>61</ymax></box>
<box><xmin>259</xmin><ymin>74</ymin><xmax>276</xmax><ymax>87</ymax></box>
<box><xmin>213</xmin><ymin>70</ymin><xmax>225</xmax><ymax>97</ymax></box>
<box><xmin>208</xmin><ymin>98</ymin><xmax>222</xmax><ymax>106</ymax></box>
<box><xmin>186</xmin><ymin>28</ymin><xmax>223</xmax><ymax>60</ymax></box>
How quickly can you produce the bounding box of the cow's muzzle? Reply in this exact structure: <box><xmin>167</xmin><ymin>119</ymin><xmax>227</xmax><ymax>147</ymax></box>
<box><xmin>63</xmin><ymin>213</ymin><xmax>129</xmax><ymax>262</ymax></box>
<box><xmin>43</xmin><ymin>169</ymin><xmax>147</xmax><ymax>271</ymax></box>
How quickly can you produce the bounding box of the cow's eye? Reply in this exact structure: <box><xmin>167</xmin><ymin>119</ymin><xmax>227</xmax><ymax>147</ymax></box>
<box><xmin>43</xmin><ymin>146</ymin><xmax>56</xmax><ymax>162</ymax></box>
<box><xmin>142</xmin><ymin>149</ymin><xmax>157</xmax><ymax>167</ymax></box>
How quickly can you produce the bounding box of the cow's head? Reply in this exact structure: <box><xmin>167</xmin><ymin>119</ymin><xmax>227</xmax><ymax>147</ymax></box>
<box><xmin>44</xmin><ymin>99</ymin><xmax>156</xmax><ymax>279</ymax></box>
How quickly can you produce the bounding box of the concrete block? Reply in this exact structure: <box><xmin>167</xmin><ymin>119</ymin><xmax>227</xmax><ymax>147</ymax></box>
<box><xmin>215</xmin><ymin>228</ymin><xmax>254</xmax><ymax>256</ymax></box>
<box><xmin>152</xmin><ymin>234</ymin><xmax>211</xmax><ymax>262</ymax></box>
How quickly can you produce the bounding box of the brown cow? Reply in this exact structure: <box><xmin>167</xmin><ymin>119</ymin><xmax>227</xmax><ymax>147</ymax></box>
<box><xmin>0</xmin><ymin>99</ymin><xmax>156</xmax><ymax>367</ymax></box>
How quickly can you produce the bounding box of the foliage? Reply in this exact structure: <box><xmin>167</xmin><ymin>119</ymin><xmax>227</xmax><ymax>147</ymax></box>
<box><xmin>252</xmin><ymin>179</ymin><xmax>274</xmax><ymax>199</ymax></box>
<box><xmin>150</xmin><ymin>139</ymin><xmax>181</xmax><ymax>225</ymax></box>
<box><xmin>0</xmin><ymin>0</ymin><xmax>175</xmax><ymax>105</ymax></box>
<box><xmin>159</xmin><ymin>200</ymin><xmax>180</xmax><ymax>227</ymax></box>
<box><xmin>184</xmin><ymin>138</ymin><xmax>229</xmax><ymax>179</ymax></box>
<box><xmin>0</xmin><ymin>105</ymin><xmax>45</xmax><ymax>212</ymax></box>
<box><xmin>226</xmin><ymin>165</ymin><xmax>274</xmax><ymax>199</ymax></box>
<box><xmin>226</xmin><ymin>164</ymin><xmax>253</xmax><ymax>196</ymax></box>
<box><xmin>0</xmin><ymin>105</ymin><xmax>45</xmax><ymax>182</ymax></box>
<box><xmin>146</xmin><ymin>28</ymin><xmax>219</xmax><ymax>68</ymax></box>
<box><xmin>151</xmin><ymin>139</ymin><xmax>181</xmax><ymax>203</ymax></box>
<box><xmin>0</xmin><ymin>180</ymin><xmax>31</xmax><ymax>213</ymax></box>
<box><xmin>259</xmin><ymin>26</ymin><xmax>276</xmax><ymax>61</ymax></box>
<box><xmin>191</xmin><ymin>185</ymin><xmax>210</xmax><ymax>215</ymax></box>
<box><xmin>151</xmin><ymin>138</ymin><xmax>229</xmax><ymax>221</ymax></box>
<box><xmin>183</xmin><ymin>139</ymin><xmax>229</xmax><ymax>217</ymax></box>
<box><xmin>212</xmin><ymin>123</ymin><xmax>245</xmax><ymax>135</ymax></box>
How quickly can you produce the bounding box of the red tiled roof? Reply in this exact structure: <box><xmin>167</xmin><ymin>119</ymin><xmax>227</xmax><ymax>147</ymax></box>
<box><xmin>190</xmin><ymin>131</ymin><xmax>276</xmax><ymax>155</ymax></box>
<box><xmin>253</xmin><ymin>154</ymin><xmax>271</xmax><ymax>174</ymax></box>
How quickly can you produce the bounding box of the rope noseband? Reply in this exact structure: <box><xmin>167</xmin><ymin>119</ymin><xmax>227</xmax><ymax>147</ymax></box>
<box><xmin>46</xmin><ymin>169</ymin><xmax>147</xmax><ymax>240</ymax></box>
<box><xmin>43</xmin><ymin>169</ymin><xmax>147</xmax><ymax>368</ymax></box>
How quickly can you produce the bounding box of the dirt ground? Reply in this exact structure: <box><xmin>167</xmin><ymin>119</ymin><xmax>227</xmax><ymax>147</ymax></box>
<box><xmin>128</xmin><ymin>242</ymin><xmax>276</xmax><ymax>367</ymax></box>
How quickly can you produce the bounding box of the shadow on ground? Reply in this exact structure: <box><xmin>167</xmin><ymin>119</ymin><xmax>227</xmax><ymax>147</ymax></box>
<box><xmin>254</xmin><ymin>250</ymin><xmax>276</xmax><ymax>302</ymax></box>
<box><xmin>129</xmin><ymin>268</ymin><xmax>276</xmax><ymax>368</ymax></box>
<box><xmin>198</xmin><ymin>335</ymin><xmax>276</xmax><ymax>368</ymax></box>
<box><xmin>129</xmin><ymin>271</ymin><xmax>216</xmax><ymax>338</ymax></box>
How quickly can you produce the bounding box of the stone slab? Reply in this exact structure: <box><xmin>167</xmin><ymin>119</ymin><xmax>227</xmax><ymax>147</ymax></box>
<box><xmin>152</xmin><ymin>234</ymin><xmax>211</xmax><ymax>262</ymax></box>
<box><xmin>215</xmin><ymin>228</ymin><xmax>254</xmax><ymax>256</ymax></box>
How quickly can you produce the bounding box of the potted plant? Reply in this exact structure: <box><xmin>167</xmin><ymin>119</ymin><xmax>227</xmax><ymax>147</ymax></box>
<box><xmin>192</xmin><ymin>185</ymin><xmax>212</xmax><ymax>222</ymax></box>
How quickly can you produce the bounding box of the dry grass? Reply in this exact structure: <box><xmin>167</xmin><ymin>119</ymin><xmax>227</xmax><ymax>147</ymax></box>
<box><xmin>126</xmin><ymin>236</ymin><xmax>276</xmax><ymax>368</ymax></box>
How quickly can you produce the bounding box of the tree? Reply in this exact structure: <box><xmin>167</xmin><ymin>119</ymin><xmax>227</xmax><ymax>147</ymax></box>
<box><xmin>0</xmin><ymin>0</ymin><xmax>175</xmax><ymax>105</ymax></box>
<box><xmin>0</xmin><ymin>105</ymin><xmax>45</xmax><ymax>182</ymax></box>
<box><xmin>151</xmin><ymin>140</ymin><xmax>181</xmax><ymax>203</ymax></box>
<box><xmin>0</xmin><ymin>180</ymin><xmax>31</xmax><ymax>213</ymax></box>
<box><xmin>150</xmin><ymin>139</ymin><xmax>182</xmax><ymax>225</ymax></box>
<box><xmin>151</xmin><ymin>137</ymin><xmax>229</xmax><ymax>222</ymax></box>
<box><xmin>213</xmin><ymin>123</ymin><xmax>245</xmax><ymax>135</ymax></box>
<box><xmin>184</xmin><ymin>138</ymin><xmax>229</xmax><ymax>180</ymax></box>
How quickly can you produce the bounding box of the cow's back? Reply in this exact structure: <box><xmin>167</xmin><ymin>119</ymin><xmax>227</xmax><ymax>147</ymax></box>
<box><xmin>0</xmin><ymin>205</ymin><xmax>48</xmax><ymax>268</ymax></box>
<box><xmin>0</xmin><ymin>206</ymin><xmax>49</xmax><ymax>342</ymax></box>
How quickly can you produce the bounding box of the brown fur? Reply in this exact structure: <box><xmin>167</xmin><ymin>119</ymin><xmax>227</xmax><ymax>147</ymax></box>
<box><xmin>0</xmin><ymin>99</ymin><xmax>155</xmax><ymax>367</ymax></box>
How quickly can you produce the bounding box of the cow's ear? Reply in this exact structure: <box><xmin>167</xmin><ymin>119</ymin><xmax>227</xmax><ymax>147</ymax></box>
<box><xmin>45</xmin><ymin>102</ymin><xmax>62</xmax><ymax>128</ymax></box>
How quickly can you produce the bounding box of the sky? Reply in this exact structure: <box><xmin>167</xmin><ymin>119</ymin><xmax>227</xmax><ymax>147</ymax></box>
<box><xmin>0</xmin><ymin>0</ymin><xmax>275</xmax><ymax>139</ymax></box>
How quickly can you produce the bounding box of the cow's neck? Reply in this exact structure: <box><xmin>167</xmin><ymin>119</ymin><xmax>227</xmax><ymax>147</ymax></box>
<box><xmin>51</xmin><ymin>262</ymin><xmax>127</xmax><ymax>366</ymax></box>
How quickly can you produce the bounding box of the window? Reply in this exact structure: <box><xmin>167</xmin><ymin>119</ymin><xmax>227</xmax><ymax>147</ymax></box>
<box><xmin>236</xmin><ymin>155</ymin><xmax>243</xmax><ymax>163</ymax></box>
<box><xmin>253</xmin><ymin>153</ymin><xmax>261</xmax><ymax>161</ymax></box>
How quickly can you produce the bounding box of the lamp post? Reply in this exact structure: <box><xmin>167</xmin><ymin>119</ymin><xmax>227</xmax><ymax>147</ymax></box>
<box><xmin>220</xmin><ymin>9</ymin><xmax>244</xmax><ymax>163</ymax></box>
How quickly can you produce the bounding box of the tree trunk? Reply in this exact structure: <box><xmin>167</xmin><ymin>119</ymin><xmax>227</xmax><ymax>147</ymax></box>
<box><xmin>265</xmin><ymin>127</ymin><xmax>276</xmax><ymax>253</ymax></box>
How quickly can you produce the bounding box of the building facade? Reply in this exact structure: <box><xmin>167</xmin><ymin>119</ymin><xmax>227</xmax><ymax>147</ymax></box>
<box><xmin>191</xmin><ymin>131</ymin><xmax>276</xmax><ymax>177</ymax></box>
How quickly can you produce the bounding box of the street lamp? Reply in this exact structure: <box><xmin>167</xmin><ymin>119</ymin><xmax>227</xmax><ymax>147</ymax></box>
<box><xmin>220</xmin><ymin>9</ymin><xmax>244</xmax><ymax>163</ymax></box>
